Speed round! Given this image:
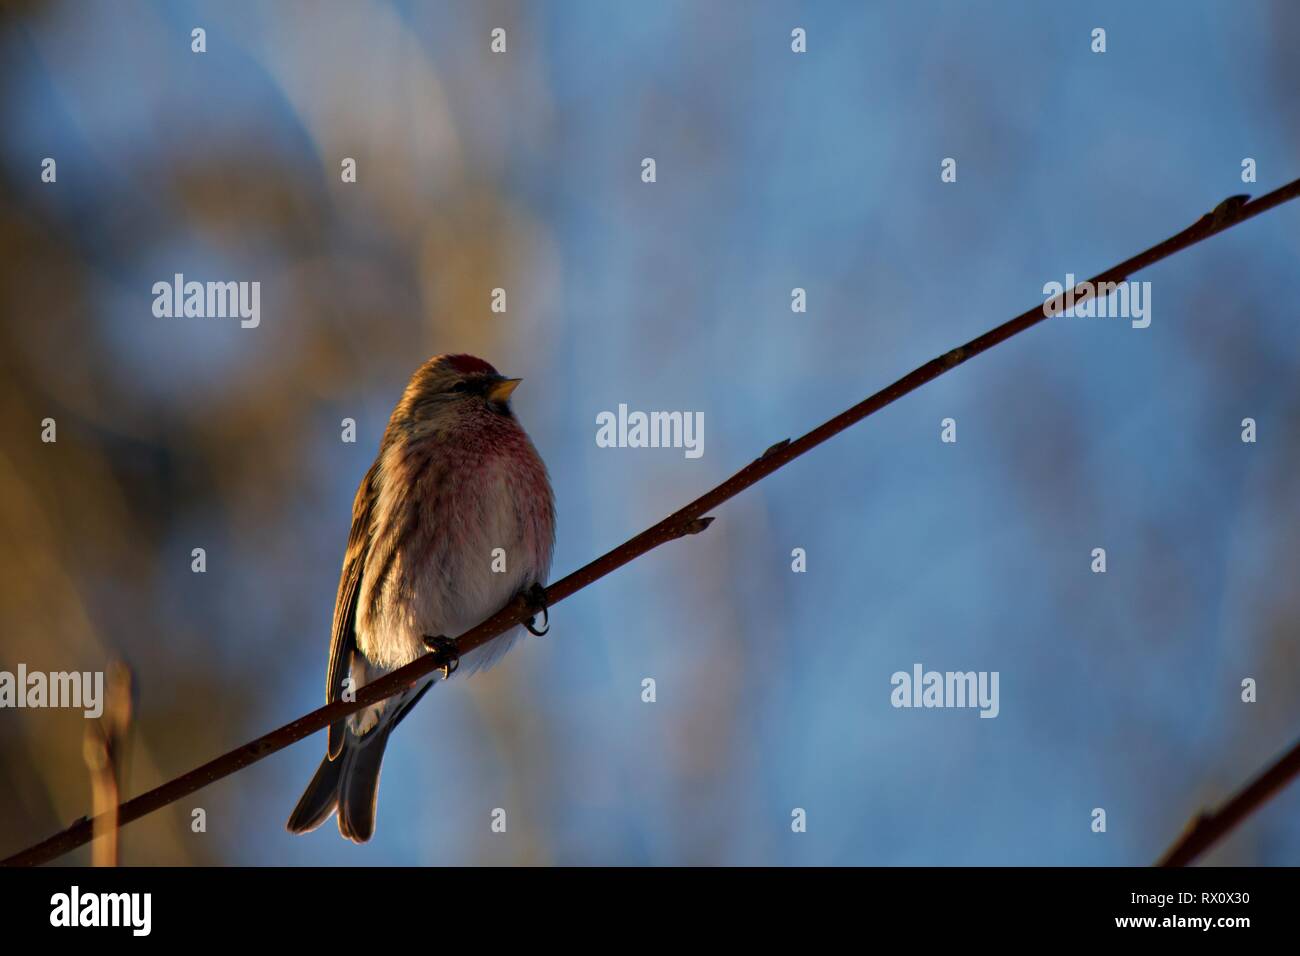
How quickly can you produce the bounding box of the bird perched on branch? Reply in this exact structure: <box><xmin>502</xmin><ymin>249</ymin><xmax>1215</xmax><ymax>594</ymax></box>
<box><xmin>287</xmin><ymin>354</ymin><xmax>555</xmax><ymax>842</ymax></box>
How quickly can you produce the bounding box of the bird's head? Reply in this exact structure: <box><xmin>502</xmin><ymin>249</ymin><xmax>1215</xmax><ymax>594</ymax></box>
<box><xmin>395</xmin><ymin>354</ymin><xmax>524</xmax><ymax>435</ymax></box>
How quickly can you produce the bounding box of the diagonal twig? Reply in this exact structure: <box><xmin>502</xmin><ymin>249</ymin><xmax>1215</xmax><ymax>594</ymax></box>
<box><xmin>5</xmin><ymin>177</ymin><xmax>1300</xmax><ymax>867</ymax></box>
<box><xmin>1158</xmin><ymin>734</ymin><xmax>1300</xmax><ymax>866</ymax></box>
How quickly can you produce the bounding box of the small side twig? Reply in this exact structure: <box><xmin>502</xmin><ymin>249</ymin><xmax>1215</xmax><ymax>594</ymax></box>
<box><xmin>81</xmin><ymin>663</ymin><xmax>133</xmax><ymax>867</ymax></box>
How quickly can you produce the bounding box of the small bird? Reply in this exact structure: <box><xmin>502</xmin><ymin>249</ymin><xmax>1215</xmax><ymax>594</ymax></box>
<box><xmin>287</xmin><ymin>354</ymin><xmax>555</xmax><ymax>842</ymax></box>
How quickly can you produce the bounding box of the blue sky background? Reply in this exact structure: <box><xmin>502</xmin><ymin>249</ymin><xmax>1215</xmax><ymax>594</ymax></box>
<box><xmin>2</xmin><ymin>1</ymin><xmax>1299</xmax><ymax>865</ymax></box>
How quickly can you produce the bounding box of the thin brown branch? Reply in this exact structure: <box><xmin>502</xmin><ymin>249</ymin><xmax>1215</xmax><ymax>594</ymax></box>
<box><xmin>1158</xmin><ymin>734</ymin><xmax>1300</xmax><ymax>866</ymax></box>
<box><xmin>5</xmin><ymin>178</ymin><xmax>1300</xmax><ymax>868</ymax></box>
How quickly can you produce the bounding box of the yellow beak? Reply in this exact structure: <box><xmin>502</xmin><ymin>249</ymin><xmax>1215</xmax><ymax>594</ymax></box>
<box><xmin>487</xmin><ymin>378</ymin><xmax>522</xmax><ymax>403</ymax></box>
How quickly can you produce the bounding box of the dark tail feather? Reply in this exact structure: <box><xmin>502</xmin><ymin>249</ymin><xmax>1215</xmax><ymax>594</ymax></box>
<box><xmin>337</xmin><ymin>726</ymin><xmax>394</xmax><ymax>843</ymax></box>
<box><xmin>287</xmin><ymin>680</ymin><xmax>432</xmax><ymax>842</ymax></box>
<box><xmin>286</xmin><ymin>750</ymin><xmax>344</xmax><ymax>834</ymax></box>
<box><xmin>286</xmin><ymin>729</ymin><xmax>393</xmax><ymax>843</ymax></box>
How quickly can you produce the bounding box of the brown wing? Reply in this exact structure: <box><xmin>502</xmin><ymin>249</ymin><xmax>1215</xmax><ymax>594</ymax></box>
<box><xmin>325</xmin><ymin>458</ymin><xmax>380</xmax><ymax>759</ymax></box>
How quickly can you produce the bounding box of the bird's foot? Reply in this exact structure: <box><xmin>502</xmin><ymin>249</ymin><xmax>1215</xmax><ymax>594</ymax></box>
<box><xmin>521</xmin><ymin>583</ymin><xmax>549</xmax><ymax>636</ymax></box>
<box><xmin>422</xmin><ymin>634</ymin><xmax>460</xmax><ymax>679</ymax></box>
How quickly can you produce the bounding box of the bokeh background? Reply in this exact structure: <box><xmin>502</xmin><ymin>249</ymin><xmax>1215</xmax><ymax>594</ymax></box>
<box><xmin>2</xmin><ymin>0</ymin><xmax>1299</xmax><ymax>865</ymax></box>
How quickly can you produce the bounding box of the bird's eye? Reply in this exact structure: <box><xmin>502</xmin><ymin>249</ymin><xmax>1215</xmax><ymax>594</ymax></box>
<box><xmin>449</xmin><ymin>381</ymin><xmax>469</xmax><ymax>393</ymax></box>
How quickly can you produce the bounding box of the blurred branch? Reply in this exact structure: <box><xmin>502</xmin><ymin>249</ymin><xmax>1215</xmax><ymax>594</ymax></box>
<box><xmin>80</xmin><ymin>663</ymin><xmax>133</xmax><ymax>867</ymax></box>
<box><xmin>4</xmin><ymin>177</ymin><xmax>1300</xmax><ymax>868</ymax></box>
<box><xmin>1158</xmin><ymin>734</ymin><xmax>1300</xmax><ymax>866</ymax></box>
